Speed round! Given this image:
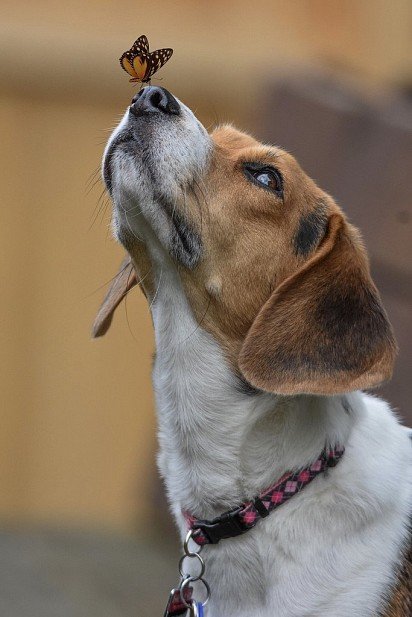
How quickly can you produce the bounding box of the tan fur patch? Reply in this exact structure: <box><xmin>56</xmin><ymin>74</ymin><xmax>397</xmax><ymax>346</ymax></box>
<box><xmin>178</xmin><ymin>126</ymin><xmax>336</xmax><ymax>350</ymax></box>
<box><xmin>381</xmin><ymin>534</ymin><xmax>412</xmax><ymax>616</ymax></box>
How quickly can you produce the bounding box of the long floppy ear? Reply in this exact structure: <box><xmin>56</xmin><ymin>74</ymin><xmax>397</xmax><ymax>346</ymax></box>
<box><xmin>239</xmin><ymin>214</ymin><xmax>397</xmax><ymax>395</ymax></box>
<box><xmin>92</xmin><ymin>256</ymin><xmax>137</xmax><ymax>338</ymax></box>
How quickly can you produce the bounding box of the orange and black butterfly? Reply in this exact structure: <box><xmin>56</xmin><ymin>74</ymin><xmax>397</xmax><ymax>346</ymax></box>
<box><xmin>119</xmin><ymin>34</ymin><xmax>173</xmax><ymax>86</ymax></box>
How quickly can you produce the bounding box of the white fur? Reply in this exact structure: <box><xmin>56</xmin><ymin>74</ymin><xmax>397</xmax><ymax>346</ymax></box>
<box><xmin>104</xmin><ymin>92</ymin><xmax>412</xmax><ymax>616</ymax></box>
<box><xmin>104</xmin><ymin>99</ymin><xmax>210</xmax><ymax>254</ymax></box>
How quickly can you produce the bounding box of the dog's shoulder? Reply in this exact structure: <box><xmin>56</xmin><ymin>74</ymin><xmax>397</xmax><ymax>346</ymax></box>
<box><xmin>381</xmin><ymin>428</ymin><xmax>412</xmax><ymax>616</ymax></box>
<box><xmin>381</xmin><ymin>528</ymin><xmax>412</xmax><ymax>616</ymax></box>
<box><xmin>358</xmin><ymin>408</ymin><xmax>412</xmax><ymax>617</ymax></box>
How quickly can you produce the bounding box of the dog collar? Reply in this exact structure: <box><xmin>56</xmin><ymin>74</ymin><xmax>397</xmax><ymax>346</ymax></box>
<box><xmin>184</xmin><ymin>447</ymin><xmax>345</xmax><ymax>545</ymax></box>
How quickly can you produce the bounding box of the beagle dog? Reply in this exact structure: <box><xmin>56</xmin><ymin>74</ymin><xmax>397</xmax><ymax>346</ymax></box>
<box><xmin>94</xmin><ymin>86</ymin><xmax>412</xmax><ymax>616</ymax></box>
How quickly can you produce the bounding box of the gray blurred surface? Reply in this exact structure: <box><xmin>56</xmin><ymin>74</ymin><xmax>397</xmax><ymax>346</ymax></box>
<box><xmin>0</xmin><ymin>527</ymin><xmax>179</xmax><ymax>617</ymax></box>
<box><xmin>261</xmin><ymin>72</ymin><xmax>412</xmax><ymax>423</ymax></box>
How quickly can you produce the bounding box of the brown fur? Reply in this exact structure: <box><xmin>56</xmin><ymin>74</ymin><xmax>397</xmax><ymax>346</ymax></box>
<box><xmin>239</xmin><ymin>213</ymin><xmax>397</xmax><ymax>394</ymax></box>
<box><xmin>177</xmin><ymin>126</ymin><xmax>343</xmax><ymax>358</ymax></box>
<box><xmin>381</xmin><ymin>533</ymin><xmax>412</xmax><ymax>616</ymax></box>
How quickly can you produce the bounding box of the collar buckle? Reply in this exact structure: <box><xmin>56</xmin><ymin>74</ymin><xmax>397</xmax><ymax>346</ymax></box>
<box><xmin>193</xmin><ymin>506</ymin><xmax>246</xmax><ymax>544</ymax></box>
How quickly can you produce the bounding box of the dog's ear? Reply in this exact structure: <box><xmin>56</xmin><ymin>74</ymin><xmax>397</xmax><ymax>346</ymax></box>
<box><xmin>92</xmin><ymin>256</ymin><xmax>137</xmax><ymax>338</ymax></box>
<box><xmin>239</xmin><ymin>214</ymin><xmax>397</xmax><ymax>395</ymax></box>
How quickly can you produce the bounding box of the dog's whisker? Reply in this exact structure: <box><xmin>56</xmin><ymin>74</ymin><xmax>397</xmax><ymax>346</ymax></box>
<box><xmin>191</xmin><ymin>172</ymin><xmax>211</xmax><ymax>232</ymax></box>
<box><xmin>85</xmin><ymin>166</ymin><xmax>102</xmax><ymax>192</ymax></box>
<box><xmin>105</xmin><ymin>221</ymin><xmax>112</xmax><ymax>241</ymax></box>
<box><xmin>181</xmin><ymin>187</ymin><xmax>189</xmax><ymax>221</ymax></box>
<box><xmin>118</xmin><ymin>194</ymin><xmax>144</xmax><ymax>220</ymax></box>
<box><xmin>124</xmin><ymin>265</ymin><xmax>138</xmax><ymax>342</ymax></box>
<box><xmin>88</xmin><ymin>189</ymin><xmax>111</xmax><ymax>231</ymax></box>
<box><xmin>170</xmin><ymin>183</ymin><xmax>179</xmax><ymax>222</ymax></box>
<box><xmin>192</xmin><ymin>167</ymin><xmax>210</xmax><ymax>203</ymax></box>
<box><xmin>148</xmin><ymin>266</ymin><xmax>163</xmax><ymax>311</ymax></box>
<box><xmin>136</xmin><ymin>267</ymin><xmax>153</xmax><ymax>288</ymax></box>
<box><xmin>124</xmin><ymin>211</ymin><xmax>144</xmax><ymax>243</ymax></box>
<box><xmin>86</xmin><ymin>177</ymin><xmax>103</xmax><ymax>197</ymax></box>
<box><xmin>116</xmin><ymin>195</ymin><xmax>146</xmax><ymax>242</ymax></box>
<box><xmin>186</xmin><ymin>182</ymin><xmax>203</xmax><ymax>235</ymax></box>
<box><xmin>177</xmin><ymin>297</ymin><xmax>211</xmax><ymax>347</ymax></box>
<box><xmin>83</xmin><ymin>261</ymin><xmax>132</xmax><ymax>300</ymax></box>
<box><xmin>209</xmin><ymin>104</ymin><xmax>221</xmax><ymax>129</ymax></box>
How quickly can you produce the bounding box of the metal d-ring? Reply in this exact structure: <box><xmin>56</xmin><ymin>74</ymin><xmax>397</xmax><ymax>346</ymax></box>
<box><xmin>184</xmin><ymin>529</ymin><xmax>203</xmax><ymax>555</ymax></box>
<box><xmin>180</xmin><ymin>576</ymin><xmax>211</xmax><ymax>608</ymax></box>
<box><xmin>178</xmin><ymin>552</ymin><xmax>205</xmax><ymax>580</ymax></box>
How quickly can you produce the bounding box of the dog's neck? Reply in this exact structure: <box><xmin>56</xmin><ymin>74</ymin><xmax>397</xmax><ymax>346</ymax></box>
<box><xmin>150</xmin><ymin>254</ymin><xmax>357</xmax><ymax>521</ymax></box>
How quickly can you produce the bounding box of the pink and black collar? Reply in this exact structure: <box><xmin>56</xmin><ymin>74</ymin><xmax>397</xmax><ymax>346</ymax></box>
<box><xmin>184</xmin><ymin>447</ymin><xmax>345</xmax><ymax>545</ymax></box>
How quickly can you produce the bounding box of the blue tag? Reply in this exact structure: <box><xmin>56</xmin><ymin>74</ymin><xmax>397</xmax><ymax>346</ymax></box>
<box><xmin>196</xmin><ymin>603</ymin><xmax>204</xmax><ymax>617</ymax></box>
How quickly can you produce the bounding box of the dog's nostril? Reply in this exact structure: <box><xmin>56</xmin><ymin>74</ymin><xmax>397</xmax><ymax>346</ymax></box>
<box><xmin>150</xmin><ymin>90</ymin><xmax>162</xmax><ymax>108</ymax></box>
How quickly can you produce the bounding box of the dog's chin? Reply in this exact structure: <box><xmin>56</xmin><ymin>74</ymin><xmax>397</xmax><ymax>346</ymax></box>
<box><xmin>113</xmin><ymin>191</ymin><xmax>202</xmax><ymax>270</ymax></box>
<box><xmin>111</xmin><ymin>163</ymin><xmax>203</xmax><ymax>270</ymax></box>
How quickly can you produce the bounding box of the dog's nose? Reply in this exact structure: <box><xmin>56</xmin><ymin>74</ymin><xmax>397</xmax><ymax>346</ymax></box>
<box><xmin>129</xmin><ymin>86</ymin><xmax>180</xmax><ymax>117</ymax></box>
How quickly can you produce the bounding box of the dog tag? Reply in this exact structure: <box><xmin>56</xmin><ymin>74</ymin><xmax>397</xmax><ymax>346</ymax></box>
<box><xmin>163</xmin><ymin>586</ymin><xmax>193</xmax><ymax>617</ymax></box>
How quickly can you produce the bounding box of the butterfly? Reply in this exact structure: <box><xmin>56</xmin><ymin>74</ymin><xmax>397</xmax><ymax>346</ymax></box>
<box><xmin>119</xmin><ymin>34</ymin><xmax>173</xmax><ymax>86</ymax></box>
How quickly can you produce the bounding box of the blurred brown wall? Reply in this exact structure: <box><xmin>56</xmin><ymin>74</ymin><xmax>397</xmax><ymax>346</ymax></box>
<box><xmin>1</xmin><ymin>0</ymin><xmax>411</xmax><ymax>531</ymax></box>
<box><xmin>261</xmin><ymin>73</ymin><xmax>412</xmax><ymax>420</ymax></box>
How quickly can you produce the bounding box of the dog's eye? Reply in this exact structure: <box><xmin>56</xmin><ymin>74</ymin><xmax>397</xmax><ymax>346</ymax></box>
<box><xmin>243</xmin><ymin>163</ymin><xmax>283</xmax><ymax>197</ymax></box>
<box><xmin>255</xmin><ymin>171</ymin><xmax>276</xmax><ymax>188</ymax></box>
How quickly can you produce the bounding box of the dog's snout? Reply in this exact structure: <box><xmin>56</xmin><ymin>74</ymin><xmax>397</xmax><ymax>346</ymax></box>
<box><xmin>129</xmin><ymin>86</ymin><xmax>180</xmax><ymax>117</ymax></box>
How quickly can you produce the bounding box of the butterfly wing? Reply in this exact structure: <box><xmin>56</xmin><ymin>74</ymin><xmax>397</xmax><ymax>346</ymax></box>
<box><xmin>129</xmin><ymin>34</ymin><xmax>150</xmax><ymax>57</ymax></box>
<box><xmin>120</xmin><ymin>52</ymin><xmax>139</xmax><ymax>80</ymax></box>
<box><xmin>119</xmin><ymin>35</ymin><xmax>150</xmax><ymax>82</ymax></box>
<box><xmin>132</xmin><ymin>55</ymin><xmax>149</xmax><ymax>82</ymax></box>
<box><xmin>145</xmin><ymin>48</ymin><xmax>173</xmax><ymax>81</ymax></box>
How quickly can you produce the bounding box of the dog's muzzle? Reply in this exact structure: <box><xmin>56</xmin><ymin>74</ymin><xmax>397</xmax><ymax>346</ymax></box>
<box><xmin>103</xmin><ymin>86</ymin><xmax>210</xmax><ymax>269</ymax></box>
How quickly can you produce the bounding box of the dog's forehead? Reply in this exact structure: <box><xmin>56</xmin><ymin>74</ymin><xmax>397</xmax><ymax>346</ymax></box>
<box><xmin>211</xmin><ymin>125</ymin><xmax>259</xmax><ymax>150</ymax></box>
<box><xmin>210</xmin><ymin>124</ymin><xmax>296</xmax><ymax>170</ymax></box>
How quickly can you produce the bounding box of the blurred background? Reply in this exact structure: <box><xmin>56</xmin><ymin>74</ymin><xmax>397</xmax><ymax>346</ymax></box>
<box><xmin>1</xmin><ymin>1</ymin><xmax>411</xmax><ymax>615</ymax></box>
